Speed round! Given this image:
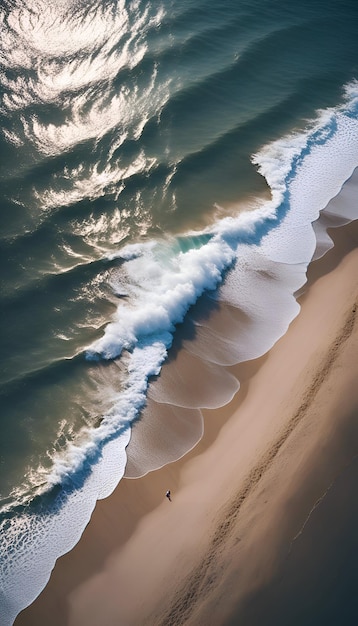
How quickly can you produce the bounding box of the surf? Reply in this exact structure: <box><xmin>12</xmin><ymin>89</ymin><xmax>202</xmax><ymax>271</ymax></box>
<box><xmin>1</xmin><ymin>80</ymin><xmax>358</xmax><ymax>626</ymax></box>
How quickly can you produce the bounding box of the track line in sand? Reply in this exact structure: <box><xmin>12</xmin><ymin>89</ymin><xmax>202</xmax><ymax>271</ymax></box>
<box><xmin>157</xmin><ymin>299</ymin><xmax>358</xmax><ymax>626</ymax></box>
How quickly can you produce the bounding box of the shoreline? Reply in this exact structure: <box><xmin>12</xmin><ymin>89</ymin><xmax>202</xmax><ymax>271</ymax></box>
<box><xmin>15</xmin><ymin>216</ymin><xmax>358</xmax><ymax>626</ymax></box>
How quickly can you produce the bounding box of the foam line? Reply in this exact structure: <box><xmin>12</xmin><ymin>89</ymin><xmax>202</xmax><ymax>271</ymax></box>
<box><xmin>1</xmin><ymin>82</ymin><xmax>358</xmax><ymax>626</ymax></box>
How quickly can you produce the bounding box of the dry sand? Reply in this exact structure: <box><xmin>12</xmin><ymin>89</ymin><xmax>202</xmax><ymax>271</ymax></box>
<box><xmin>15</xmin><ymin>218</ymin><xmax>358</xmax><ymax>626</ymax></box>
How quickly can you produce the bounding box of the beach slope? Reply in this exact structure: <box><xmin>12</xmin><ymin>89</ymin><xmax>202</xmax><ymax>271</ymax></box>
<box><xmin>15</xmin><ymin>218</ymin><xmax>358</xmax><ymax>626</ymax></box>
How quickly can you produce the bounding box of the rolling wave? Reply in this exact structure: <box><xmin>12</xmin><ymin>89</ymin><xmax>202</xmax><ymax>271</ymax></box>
<box><xmin>1</xmin><ymin>0</ymin><xmax>358</xmax><ymax>623</ymax></box>
<box><xmin>1</xmin><ymin>80</ymin><xmax>358</xmax><ymax>626</ymax></box>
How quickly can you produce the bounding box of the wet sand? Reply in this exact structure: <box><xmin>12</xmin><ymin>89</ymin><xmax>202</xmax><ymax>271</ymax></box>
<box><xmin>15</xmin><ymin>216</ymin><xmax>358</xmax><ymax>626</ymax></box>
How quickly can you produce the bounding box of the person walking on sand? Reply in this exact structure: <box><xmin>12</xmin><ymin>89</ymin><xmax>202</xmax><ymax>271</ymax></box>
<box><xmin>166</xmin><ymin>490</ymin><xmax>171</xmax><ymax>502</ymax></box>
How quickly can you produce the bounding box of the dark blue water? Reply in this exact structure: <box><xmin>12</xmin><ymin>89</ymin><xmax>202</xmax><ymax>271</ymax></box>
<box><xmin>1</xmin><ymin>0</ymin><xmax>358</xmax><ymax>623</ymax></box>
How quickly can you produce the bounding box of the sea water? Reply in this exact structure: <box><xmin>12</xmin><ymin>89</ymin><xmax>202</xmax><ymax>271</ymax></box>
<box><xmin>1</xmin><ymin>0</ymin><xmax>358</xmax><ymax>623</ymax></box>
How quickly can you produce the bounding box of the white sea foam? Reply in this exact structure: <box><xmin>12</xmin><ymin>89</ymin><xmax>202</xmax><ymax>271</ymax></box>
<box><xmin>0</xmin><ymin>429</ymin><xmax>130</xmax><ymax>626</ymax></box>
<box><xmin>257</xmin><ymin>112</ymin><xmax>358</xmax><ymax>264</ymax></box>
<box><xmin>1</xmin><ymin>84</ymin><xmax>358</xmax><ymax>626</ymax></box>
<box><xmin>87</xmin><ymin>84</ymin><xmax>358</xmax><ymax>365</ymax></box>
<box><xmin>86</xmin><ymin>234</ymin><xmax>236</xmax><ymax>360</ymax></box>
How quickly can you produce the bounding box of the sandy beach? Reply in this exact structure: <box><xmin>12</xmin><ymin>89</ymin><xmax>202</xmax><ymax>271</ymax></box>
<box><xmin>15</xmin><ymin>211</ymin><xmax>358</xmax><ymax>626</ymax></box>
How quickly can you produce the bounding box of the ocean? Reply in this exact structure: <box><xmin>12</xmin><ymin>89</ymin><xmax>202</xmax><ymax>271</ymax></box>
<box><xmin>0</xmin><ymin>0</ymin><xmax>358</xmax><ymax>623</ymax></box>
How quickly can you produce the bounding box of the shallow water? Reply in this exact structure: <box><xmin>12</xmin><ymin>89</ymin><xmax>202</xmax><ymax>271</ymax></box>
<box><xmin>1</xmin><ymin>0</ymin><xmax>358</xmax><ymax>623</ymax></box>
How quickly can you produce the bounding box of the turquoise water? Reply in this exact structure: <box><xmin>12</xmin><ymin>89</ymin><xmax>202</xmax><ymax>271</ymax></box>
<box><xmin>1</xmin><ymin>0</ymin><xmax>358</xmax><ymax>623</ymax></box>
